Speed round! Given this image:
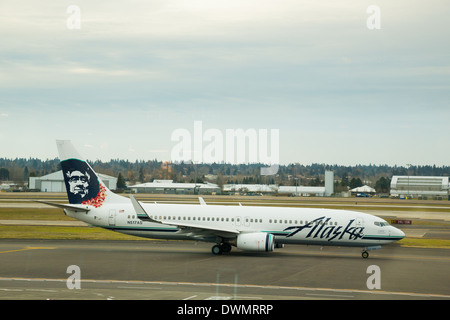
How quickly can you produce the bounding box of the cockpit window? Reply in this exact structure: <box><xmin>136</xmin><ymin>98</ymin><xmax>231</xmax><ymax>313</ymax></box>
<box><xmin>374</xmin><ymin>221</ymin><xmax>390</xmax><ymax>227</ymax></box>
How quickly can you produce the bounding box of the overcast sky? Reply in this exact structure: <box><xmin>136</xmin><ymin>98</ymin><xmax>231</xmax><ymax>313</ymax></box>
<box><xmin>0</xmin><ymin>1</ymin><xmax>449</xmax><ymax>166</ymax></box>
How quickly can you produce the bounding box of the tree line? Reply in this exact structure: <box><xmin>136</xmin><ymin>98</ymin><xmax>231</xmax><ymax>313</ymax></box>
<box><xmin>1</xmin><ymin>157</ymin><xmax>448</xmax><ymax>193</ymax></box>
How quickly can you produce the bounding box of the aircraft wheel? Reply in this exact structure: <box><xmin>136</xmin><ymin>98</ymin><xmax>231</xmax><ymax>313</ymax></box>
<box><xmin>362</xmin><ymin>251</ymin><xmax>369</xmax><ymax>259</ymax></box>
<box><xmin>212</xmin><ymin>245</ymin><xmax>222</xmax><ymax>255</ymax></box>
<box><xmin>221</xmin><ymin>243</ymin><xmax>232</xmax><ymax>253</ymax></box>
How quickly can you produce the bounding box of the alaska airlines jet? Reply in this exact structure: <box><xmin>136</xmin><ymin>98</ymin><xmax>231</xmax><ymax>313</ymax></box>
<box><xmin>41</xmin><ymin>140</ymin><xmax>405</xmax><ymax>258</ymax></box>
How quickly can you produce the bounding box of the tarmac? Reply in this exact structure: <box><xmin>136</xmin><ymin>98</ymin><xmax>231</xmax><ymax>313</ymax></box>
<box><xmin>0</xmin><ymin>239</ymin><xmax>449</xmax><ymax>300</ymax></box>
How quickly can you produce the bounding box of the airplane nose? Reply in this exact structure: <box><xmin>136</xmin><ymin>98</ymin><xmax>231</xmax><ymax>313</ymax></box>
<box><xmin>394</xmin><ymin>227</ymin><xmax>405</xmax><ymax>239</ymax></box>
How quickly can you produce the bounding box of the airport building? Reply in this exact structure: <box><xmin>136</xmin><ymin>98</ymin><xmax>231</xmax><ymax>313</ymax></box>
<box><xmin>129</xmin><ymin>180</ymin><xmax>220</xmax><ymax>195</ymax></box>
<box><xmin>350</xmin><ymin>185</ymin><xmax>376</xmax><ymax>196</ymax></box>
<box><xmin>390</xmin><ymin>176</ymin><xmax>449</xmax><ymax>199</ymax></box>
<box><xmin>277</xmin><ymin>185</ymin><xmax>327</xmax><ymax>197</ymax></box>
<box><xmin>278</xmin><ymin>170</ymin><xmax>334</xmax><ymax>197</ymax></box>
<box><xmin>222</xmin><ymin>184</ymin><xmax>278</xmax><ymax>195</ymax></box>
<box><xmin>29</xmin><ymin>170</ymin><xmax>117</xmax><ymax>192</ymax></box>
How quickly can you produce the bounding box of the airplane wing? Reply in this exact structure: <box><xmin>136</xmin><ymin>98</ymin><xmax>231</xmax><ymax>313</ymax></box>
<box><xmin>130</xmin><ymin>195</ymin><xmax>239</xmax><ymax>239</ymax></box>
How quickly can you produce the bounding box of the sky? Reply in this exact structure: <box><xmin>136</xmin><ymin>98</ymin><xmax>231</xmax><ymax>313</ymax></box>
<box><xmin>0</xmin><ymin>1</ymin><xmax>449</xmax><ymax>166</ymax></box>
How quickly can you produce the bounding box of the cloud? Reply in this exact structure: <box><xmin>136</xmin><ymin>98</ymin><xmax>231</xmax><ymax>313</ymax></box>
<box><xmin>0</xmin><ymin>1</ymin><xmax>448</xmax><ymax>165</ymax></box>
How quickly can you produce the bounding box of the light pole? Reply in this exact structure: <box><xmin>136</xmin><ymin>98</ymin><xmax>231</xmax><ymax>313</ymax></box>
<box><xmin>406</xmin><ymin>164</ymin><xmax>412</xmax><ymax>199</ymax></box>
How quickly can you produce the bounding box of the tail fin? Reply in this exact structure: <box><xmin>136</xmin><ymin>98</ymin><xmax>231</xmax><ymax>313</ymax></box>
<box><xmin>56</xmin><ymin>140</ymin><xmax>126</xmax><ymax>207</ymax></box>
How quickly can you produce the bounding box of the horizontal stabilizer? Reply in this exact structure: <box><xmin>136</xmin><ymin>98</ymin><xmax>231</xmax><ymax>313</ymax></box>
<box><xmin>35</xmin><ymin>200</ymin><xmax>90</xmax><ymax>212</ymax></box>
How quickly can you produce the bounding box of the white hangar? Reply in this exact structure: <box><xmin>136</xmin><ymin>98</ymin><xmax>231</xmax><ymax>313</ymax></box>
<box><xmin>390</xmin><ymin>176</ymin><xmax>449</xmax><ymax>199</ymax></box>
<box><xmin>29</xmin><ymin>170</ymin><xmax>117</xmax><ymax>192</ymax></box>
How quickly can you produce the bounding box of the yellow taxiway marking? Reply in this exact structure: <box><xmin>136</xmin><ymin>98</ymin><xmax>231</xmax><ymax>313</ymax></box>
<box><xmin>0</xmin><ymin>247</ymin><xmax>57</xmax><ymax>254</ymax></box>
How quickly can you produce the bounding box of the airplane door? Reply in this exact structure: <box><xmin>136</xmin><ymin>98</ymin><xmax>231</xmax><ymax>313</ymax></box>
<box><xmin>109</xmin><ymin>210</ymin><xmax>116</xmax><ymax>226</ymax></box>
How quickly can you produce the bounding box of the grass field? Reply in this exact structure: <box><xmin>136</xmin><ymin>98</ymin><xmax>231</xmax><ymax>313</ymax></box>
<box><xmin>0</xmin><ymin>207</ymin><xmax>72</xmax><ymax>220</ymax></box>
<box><xmin>398</xmin><ymin>238</ymin><xmax>450</xmax><ymax>249</ymax></box>
<box><xmin>0</xmin><ymin>225</ymin><xmax>146</xmax><ymax>241</ymax></box>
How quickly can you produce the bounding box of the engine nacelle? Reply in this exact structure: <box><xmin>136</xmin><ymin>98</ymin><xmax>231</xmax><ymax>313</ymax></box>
<box><xmin>236</xmin><ymin>232</ymin><xmax>274</xmax><ymax>252</ymax></box>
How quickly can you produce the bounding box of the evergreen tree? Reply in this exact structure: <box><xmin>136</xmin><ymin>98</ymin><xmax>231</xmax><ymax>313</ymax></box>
<box><xmin>117</xmin><ymin>173</ymin><xmax>127</xmax><ymax>189</ymax></box>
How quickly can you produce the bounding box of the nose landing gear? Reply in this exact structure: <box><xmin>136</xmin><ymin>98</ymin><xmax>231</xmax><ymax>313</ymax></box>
<box><xmin>361</xmin><ymin>245</ymin><xmax>382</xmax><ymax>259</ymax></box>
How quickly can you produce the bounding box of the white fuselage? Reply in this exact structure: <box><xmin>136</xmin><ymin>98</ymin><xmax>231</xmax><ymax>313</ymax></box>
<box><xmin>65</xmin><ymin>201</ymin><xmax>405</xmax><ymax>248</ymax></box>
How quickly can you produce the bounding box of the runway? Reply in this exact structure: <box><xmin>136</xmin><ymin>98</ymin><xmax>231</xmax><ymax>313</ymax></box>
<box><xmin>0</xmin><ymin>239</ymin><xmax>449</xmax><ymax>300</ymax></box>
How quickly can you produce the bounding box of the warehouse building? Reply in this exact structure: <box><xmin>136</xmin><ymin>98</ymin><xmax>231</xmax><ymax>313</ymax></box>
<box><xmin>277</xmin><ymin>185</ymin><xmax>326</xmax><ymax>197</ymax></box>
<box><xmin>29</xmin><ymin>170</ymin><xmax>117</xmax><ymax>192</ymax></box>
<box><xmin>222</xmin><ymin>184</ymin><xmax>278</xmax><ymax>195</ymax></box>
<box><xmin>129</xmin><ymin>180</ymin><xmax>220</xmax><ymax>195</ymax></box>
<box><xmin>390</xmin><ymin>176</ymin><xmax>449</xmax><ymax>199</ymax></box>
<box><xmin>278</xmin><ymin>170</ymin><xmax>334</xmax><ymax>197</ymax></box>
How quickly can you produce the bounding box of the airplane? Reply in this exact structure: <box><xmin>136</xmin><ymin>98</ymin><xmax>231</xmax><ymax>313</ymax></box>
<box><xmin>40</xmin><ymin>140</ymin><xmax>405</xmax><ymax>259</ymax></box>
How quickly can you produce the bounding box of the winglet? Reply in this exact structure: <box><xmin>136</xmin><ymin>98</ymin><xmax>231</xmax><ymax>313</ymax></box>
<box><xmin>130</xmin><ymin>195</ymin><xmax>160</xmax><ymax>223</ymax></box>
<box><xmin>199</xmin><ymin>197</ymin><xmax>207</xmax><ymax>205</ymax></box>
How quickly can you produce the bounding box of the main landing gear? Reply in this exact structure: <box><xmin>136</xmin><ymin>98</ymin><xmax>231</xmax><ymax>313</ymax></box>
<box><xmin>211</xmin><ymin>243</ymin><xmax>232</xmax><ymax>255</ymax></box>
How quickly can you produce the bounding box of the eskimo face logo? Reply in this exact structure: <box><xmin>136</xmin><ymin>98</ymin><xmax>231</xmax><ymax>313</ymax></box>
<box><xmin>61</xmin><ymin>159</ymin><xmax>103</xmax><ymax>206</ymax></box>
<box><xmin>66</xmin><ymin>170</ymin><xmax>90</xmax><ymax>198</ymax></box>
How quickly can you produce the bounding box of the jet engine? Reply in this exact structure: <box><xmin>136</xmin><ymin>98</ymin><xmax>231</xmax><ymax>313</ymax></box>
<box><xmin>236</xmin><ymin>232</ymin><xmax>274</xmax><ymax>252</ymax></box>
